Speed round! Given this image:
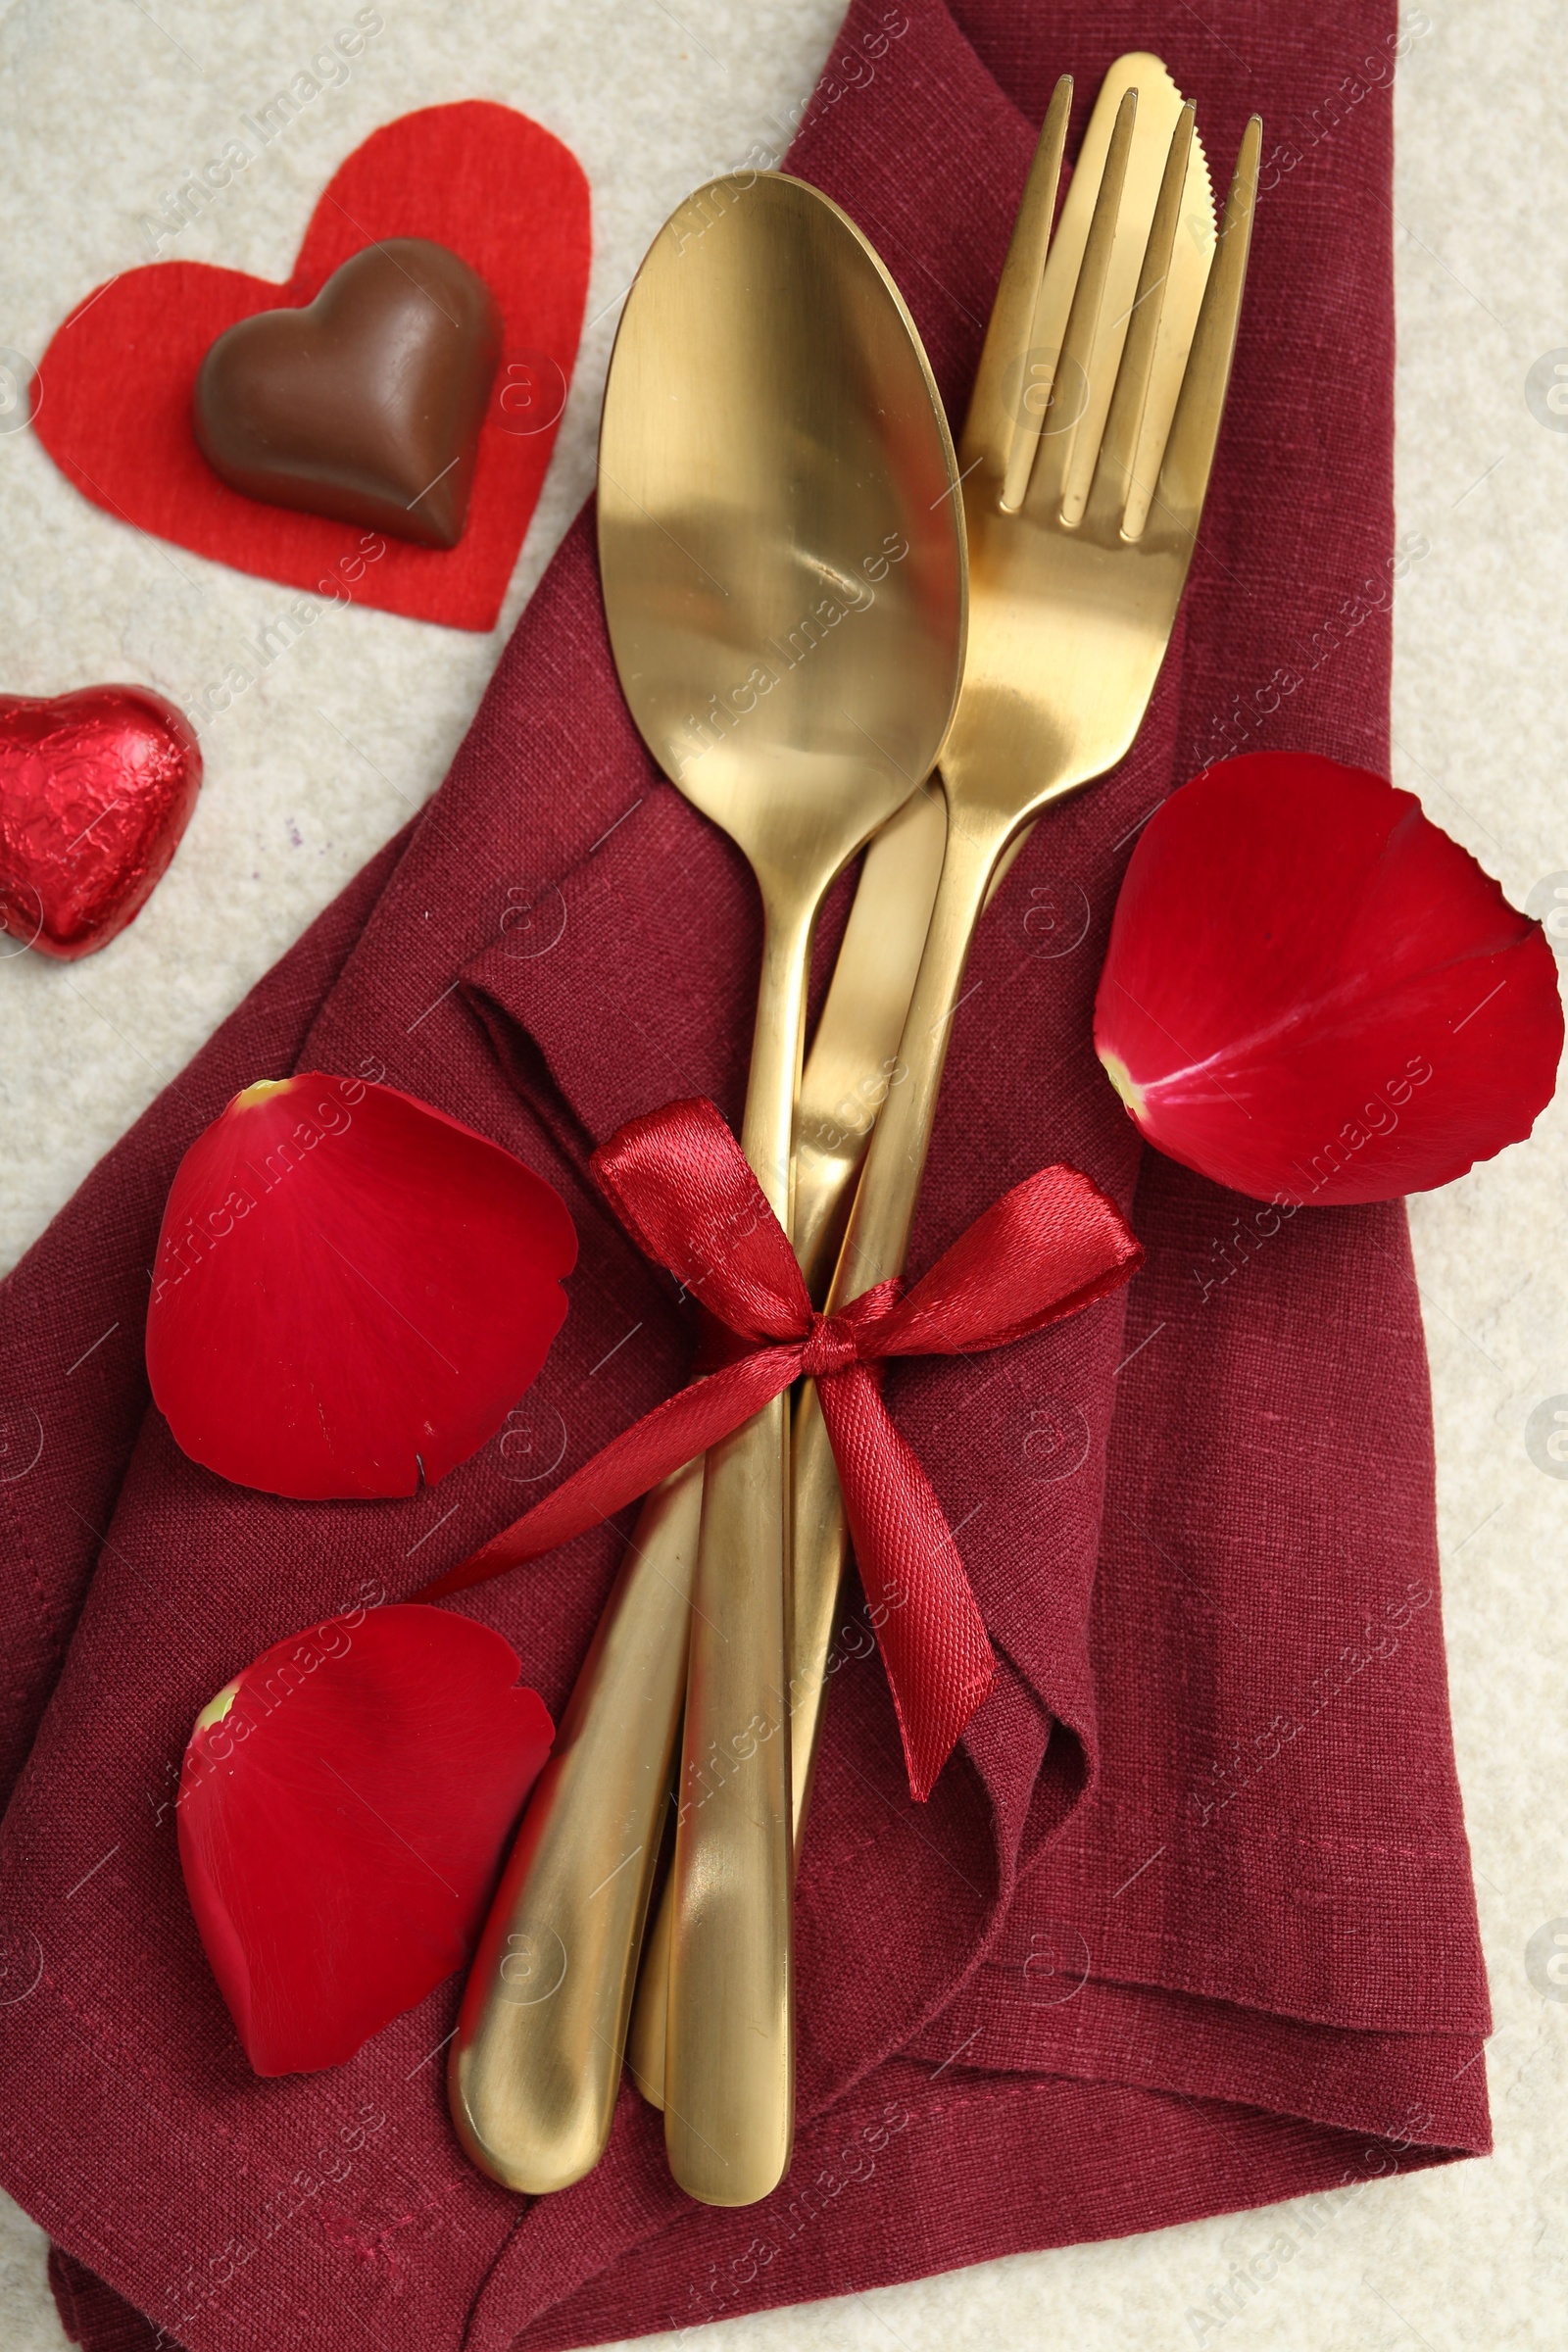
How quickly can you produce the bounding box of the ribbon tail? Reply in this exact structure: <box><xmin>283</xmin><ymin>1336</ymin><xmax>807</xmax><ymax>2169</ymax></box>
<box><xmin>415</xmin><ymin>1348</ymin><xmax>801</xmax><ymax>1600</ymax></box>
<box><xmin>817</xmin><ymin>1363</ymin><xmax>997</xmax><ymax>1802</ymax></box>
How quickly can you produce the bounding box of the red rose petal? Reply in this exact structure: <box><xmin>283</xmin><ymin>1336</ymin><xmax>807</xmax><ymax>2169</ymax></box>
<box><xmin>1094</xmin><ymin>753</ymin><xmax>1563</xmax><ymax>1204</ymax></box>
<box><xmin>176</xmin><ymin>1603</ymin><xmax>553</xmax><ymax>2075</ymax></box>
<box><xmin>146</xmin><ymin>1074</ymin><xmax>576</xmax><ymax>1496</ymax></box>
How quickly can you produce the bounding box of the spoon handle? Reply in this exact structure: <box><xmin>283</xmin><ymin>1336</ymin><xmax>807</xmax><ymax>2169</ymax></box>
<box><xmin>662</xmin><ymin>887</ymin><xmax>816</xmax><ymax>2206</ymax></box>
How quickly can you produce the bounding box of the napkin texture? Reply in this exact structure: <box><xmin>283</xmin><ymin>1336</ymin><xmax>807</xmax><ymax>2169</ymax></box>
<box><xmin>1</xmin><ymin>4</ymin><xmax>1490</xmax><ymax>2349</ymax></box>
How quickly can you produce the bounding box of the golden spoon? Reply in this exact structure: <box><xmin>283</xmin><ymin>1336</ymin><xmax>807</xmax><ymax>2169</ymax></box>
<box><xmin>452</xmin><ymin>172</ymin><xmax>965</xmax><ymax>2210</ymax></box>
<box><xmin>599</xmin><ymin>171</ymin><xmax>965</xmax><ymax>2209</ymax></box>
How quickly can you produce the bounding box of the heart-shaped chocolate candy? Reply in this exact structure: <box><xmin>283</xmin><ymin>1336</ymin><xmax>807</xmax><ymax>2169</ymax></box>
<box><xmin>0</xmin><ymin>685</ymin><xmax>202</xmax><ymax>960</ymax></box>
<box><xmin>193</xmin><ymin>238</ymin><xmax>502</xmax><ymax>550</ymax></box>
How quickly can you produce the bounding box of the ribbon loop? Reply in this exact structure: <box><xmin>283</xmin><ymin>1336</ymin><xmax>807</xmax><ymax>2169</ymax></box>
<box><xmin>417</xmin><ymin>1098</ymin><xmax>1143</xmax><ymax>1799</ymax></box>
<box><xmin>594</xmin><ymin>1097</ymin><xmax>810</xmax><ymax>1343</ymax></box>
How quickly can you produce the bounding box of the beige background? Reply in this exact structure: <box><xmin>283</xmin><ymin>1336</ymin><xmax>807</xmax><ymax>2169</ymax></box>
<box><xmin>1</xmin><ymin>2</ymin><xmax>1564</xmax><ymax>2346</ymax></box>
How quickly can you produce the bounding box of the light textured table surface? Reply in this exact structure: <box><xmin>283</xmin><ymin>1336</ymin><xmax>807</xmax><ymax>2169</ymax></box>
<box><xmin>1</xmin><ymin>3</ymin><xmax>1564</xmax><ymax>2347</ymax></box>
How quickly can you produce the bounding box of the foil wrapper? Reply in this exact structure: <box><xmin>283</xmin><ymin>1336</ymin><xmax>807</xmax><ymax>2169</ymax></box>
<box><xmin>0</xmin><ymin>685</ymin><xmax>202</xmax><ymax>959</ymax></box>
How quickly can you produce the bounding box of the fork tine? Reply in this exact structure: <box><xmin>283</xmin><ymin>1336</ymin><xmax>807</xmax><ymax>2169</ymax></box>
<box><xmin>1084</xmin><ymin>102</ymin><xmax>1197</xmax><ymax>538</ymax></box>
<box><xmin>1151</xmin><ymin>115</ymin><xmax>1262</xmax><ymax>545</ymax></box>
<box><xmin>960</xmin><ymin>76</ymin><xmax>1073</xmax><ymax>483</ymax></box>
<box><xmin>1013</xmin><ymin>86</ymin><xmax>1138</xmax><ymax>518</ymax></box>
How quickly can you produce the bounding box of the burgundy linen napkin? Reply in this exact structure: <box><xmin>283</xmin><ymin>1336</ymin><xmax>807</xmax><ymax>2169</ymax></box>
<box><xmin>2</xmin><ymin>5</ymin><xmax>1491</xmax><ymax>2350</ymax></box>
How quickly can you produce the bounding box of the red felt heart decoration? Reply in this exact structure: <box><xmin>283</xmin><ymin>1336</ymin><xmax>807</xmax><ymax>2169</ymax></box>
<box><xmin>0</xmin><ymin>685</ymin><xmax>202</xmax><ymax>959</ymax></box>
<box><xmin>31</xmin><ymin>104</ymin><xmax>590</xmax><ymax>632</ymax></box>
<box><xmin>145</xmin><ymin>1072</ymin><xmax>577</xmax><ymax>1497</ymax></box>
<box><xmin>1094</xmin><ymin>752</ymin><xmax>1564</xmax><ymax>1204</ymax></box>
<box><xmin>177</xmin><ymin>1601</ymin><xmax>554</xmax><ymax>2075</ymax></box>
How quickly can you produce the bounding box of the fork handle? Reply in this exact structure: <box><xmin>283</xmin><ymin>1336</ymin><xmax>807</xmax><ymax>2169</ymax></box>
<box><xmin>775</xmin><ymin>806</ymin><xmax>1008</xmax><ymax>1831</ymax></box>
<box><xmin>771</xmin><ymin>800</ymin><xmax>1013</xmax><ymax>1956</ymax></box>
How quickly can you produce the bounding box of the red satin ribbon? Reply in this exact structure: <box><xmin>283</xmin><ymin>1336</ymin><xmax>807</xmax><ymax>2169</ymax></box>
<box><xmin>418</xmin><ymin>1099</ymin><xmax>1143</xmax><ymax>1799</ymax></box>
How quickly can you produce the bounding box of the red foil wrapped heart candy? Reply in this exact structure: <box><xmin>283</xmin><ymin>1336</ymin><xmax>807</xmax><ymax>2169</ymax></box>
<box><xmin>0</xmin><ymin>684</ymin><xmax>201</xmax><ymax>957</ymax></box>
<box><xmin>146</xmin><ymin>1073</ymin><xmax>576</xmax><ymax>1497</ymax></box>
<box><xmin>177</xmin><ymin>1602</ymin><xmax>554</xmax><ymax>2075</ymax></box>
<box><xmin>1094</xmin><ymin>752</ymin><xmax>1563</xmax><ymax>1204</ymax></box>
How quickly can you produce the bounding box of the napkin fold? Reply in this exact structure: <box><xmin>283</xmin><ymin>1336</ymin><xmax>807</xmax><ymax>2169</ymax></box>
<box><xmin>2</xmin><ymin>4</ymin><xmax>1491</xmax><ymax>2350</ymax></box>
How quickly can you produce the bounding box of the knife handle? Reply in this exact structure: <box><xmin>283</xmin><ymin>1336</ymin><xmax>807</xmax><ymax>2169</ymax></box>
<box><xmin>447</xmin><ymin>1460</ymin><xmax>702</xmax><ymax>2193</ymax></box>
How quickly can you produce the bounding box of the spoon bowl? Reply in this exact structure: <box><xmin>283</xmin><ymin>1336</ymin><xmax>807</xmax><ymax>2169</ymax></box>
<box><xmin>600</xmin><ymin>172</ymin><xmax>963</xmax><ymax>920</ymax></box>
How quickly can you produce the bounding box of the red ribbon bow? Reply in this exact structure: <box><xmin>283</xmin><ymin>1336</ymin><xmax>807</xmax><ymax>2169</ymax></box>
<box><xmin>419</xmin><ymin>1099</ymin><xmax>1143</xmax><ymax>1798</ymax></box>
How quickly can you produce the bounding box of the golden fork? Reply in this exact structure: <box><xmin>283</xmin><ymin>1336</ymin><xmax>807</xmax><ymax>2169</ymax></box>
<box><xmin>795</xmin><ymin>75</ymin><xmax>1261</xmax><ymax>1814</ymax></box>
